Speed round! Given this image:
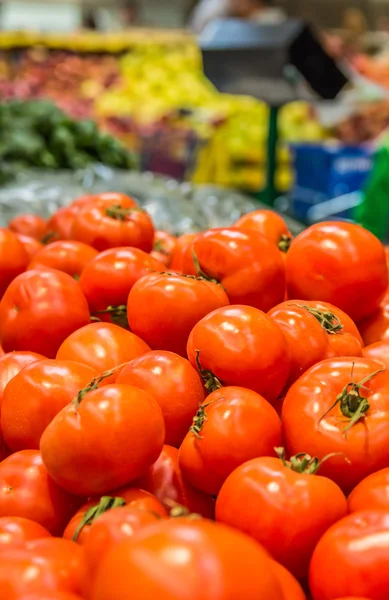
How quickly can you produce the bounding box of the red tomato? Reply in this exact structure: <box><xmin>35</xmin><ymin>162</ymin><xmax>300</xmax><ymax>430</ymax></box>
<box><xmin>45</xmin><ymin>205</ymin><xmax>81</xmax><ymax>242</ymax></box>
<box><xmin>348</xmin><ymin>467</ymin><xmax>389</xmax><ymax>513</ymax></box>
<box><xmin>40</xmin><ymin>384</ymin><xmax>165</xmax><ymax>496</ymax></box>
<box><xmin>15</xmin><ymin>233</ymin><xmax>44</xmax><ymax>260</ymax></box>
<box><xmin>0</xmin><ymin>516</ymin><xmax>51</xmax><ymax>546</ymax></box>
<box><xmin>179</xmin><ymin>386</ymin><xmax>282</xmax><ymax>495</ymax></box>
<box><xmin>184</xmin><ymin>228</ymin><xmax>285</xmax><ymax>311</ymax></box>
<box><xmin>309</xmin><ymin>510</ymin><xmax>389</xmax><ymax>600</ymax></box>
<box><xmin>363</xmin><ymin>340</ymin><xmax>389</xmax><ymax>369</ymax></box>
<box><xmin>116</xmin><ymin>351</ymin><xmax>205</xmax><ymax>447</ymax></box>
<box><xmin>0</xmin><ymin>450</ymin><xmax>82</xmax><ymax>535</ymax></box>
<box><xmin>271</xmin><ymin>561</ymin><xmax>306</xmax><ymax>600</ymax></box>
<box><xmin>83</xmin><ymin>505</ymin><xmax>161</xmax><ymax>573</ymax></box>
<box><xmin>20</xmin><ymin>594</ymin><xmax>83</xmax><ymax>600</ymax></box>
<box><xmin>71</xmin><ymin>196</ymin><xmax>154</xmax><ymax>252</ymax></box>
<box><xmin>169</xmin><ymin>233</ymin><xmax>197</xmax><ymax>273</ymax></box>
<box><xmin>187</xmin><ymin>305</ymin><xmax>291</xmax><ymax>403</ymax></box>
<box><xmin>90</xmin><ymin>518</ymin><xmax>284</xmax><ymax>600</ymax></box>
<box><xmin>150</xmin><ymin>230</ymin><xmax>177</xmax><ymax>266</ymax></box>
<box><xmin>136</xmin><ymin>445</ymin><xmax>215</xmax><ymax>518</ymax></box>
<box><xmin>358</xmin><ymin>303</ymin><xmax>389</xmax><ymax>345</ymax></box>
<box><xmin>1</xmin><ymin>359</ymin><xmax>97</xmax><ymax>452</ymax></box>
<box><xmin>28</xmin><ymin>241</ymin><xmax>98</xmax><ymax>279</ymax></box>
<box><xmin>268</xmin><ymin>300</ymin><xmax>363</xmax><ymax>386</ymax></box>
<box><xmin>0</xmin><ymin>351</ymin><xmax>46</xmax><ymax>408</ymax></box>
<box><xmin>63</xmin><ymin>487</ymin><xmax>167</xmax><ymax>544</ymax></box>
<box><xmin>282</xmin><ymin>357</ymin><xmax>389</xmax><ymax>493</ymax></box>
<box><xmin>234</xmin><ymin>209</ymin><xmax>292</xmax><ymax>252</ymax></box>
<box><xmin>56</xmin><ymin>322</ymin><xmax>150</xmax><ymax>379</ymax></box>
<box><xmin>286</xmin><ymin>222</ymin><xmax>388</xmax><ymax>322</ymax></box>
<box><xmin>216</xmin><ymin>451</ymin><xmax>347</xmax><ymax>580</ymax></box>
<box><xmin>0</xmin><ymin>269</ymin><xmax>90</xmax><ymax>358</ymax></box>
<box><xmin>0</xmin><ymin>228</ymin><xmax>29</xmax><ymax>298</ymax></box>
<box><xmin>127</xmin><ymin>272</ymin><xmax>230</xmax><ymax>358</ymax></box>
<box><xmin>79</xmin><ymin>247</ymin><xmax>165</xmax><ymax>325</ymax></box>
<box><xmin>9</xmin><ymin>214</ymin><xmax>47</xmax><ymax>240</ymax></box>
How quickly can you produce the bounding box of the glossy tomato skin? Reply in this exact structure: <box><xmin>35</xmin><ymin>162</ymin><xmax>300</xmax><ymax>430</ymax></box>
<box><xmin>71</xmin><ymin>197</ymin><xmax>154</xmax><ymax>252</ymax></box>
<box><xmin>63</xmin><ymin>487</ymin><xmax>167</xmax><ymax>544</ymax></box>
<box><xmin>56</xmin><ymin>322</ymin><xmax>150</xmax><ymax>379</ymax></box>
<box><xmin>282</xmin><ymin>357</ymin><xmax>389</xmax><ymax>493</ymax></box>
<box><xmin>271</xmin><ymin>561</ymin><xmax>307</xmax><ymax>600</ymax></box>
<box><xmin>286</xmin><ymin>222</ymin><xmax>388</xmax><ymax>322</ymax></box>
<box><xmin>116</xmin><ymin>351</ymin><xmax>205</xmax><ymax>447</ymax></box>
<box><xmin>15</xmin><ymin>233</ymin><xmax>44</xmax><ymax>260</ymax></box>
<box><xmin>187</xmin><ymin>305</ymin><xmax>291</xmax><ymax>403</ymax></box>
<box><xmin>1</xmin><ymin>359</ymin><xmax>97</xmax><ymax>452</ymax></box>
<box><xmin>358</xmin><ymin>303</ymin><xmax>389</xmax><ymax>345</ymax></box>
<box><xmin>40</xmin><ymin>384</ymin><xmax>165</xmax><ymax>496</ymax></box>
<box><xmin>0</xmin><ymin>228</ymin><xmax>29</xmax><ymax>298</ymax></box>
<box><xmin>0</xmin><ymin>350</ymin><xmax>46</xmax><ymax>408</ymax></box>
<box><xmin>0</xmin><ymin>269</ymin><xmax>90</xmax><ymax>358</ymax></box>
<box><xmin>188</xmin><ymin>228</ymin><xmax>286</xmax><ymax>311</ymax></box>
<box><xmin>91</xmin><ymin>518</ymin><xmax>284</xmax><ymax>600</ymax></box>
<box><xmin>179</xmin><ymin>387</ymin><xmax>282</xmax><ymax>495</ymax></box>
<box><xmin>9</xmin><ymin>213</ymin><xmax>47</xmax><ymax>240</ymax></box>
<box><xmin>234</xmin><ymin>209</ymin><xmax>292</xmax><ymax>247</ymax></box>
<box><xmin>216</xmin><ymin>456</ymin><xmax>347</xmax><ymax>580</ymax></box>
<box><xmin>348</xmin><ymin>467</ymin><xmax>389</xmax><ymax>513</ymax></box>
<box><xmin>79</xmin><ymin>247</ymin><xmax>165</xmax><ymax>319</ymax></box>
<box><xmin>309</xmin><ymin>510</ymin><xmax>389</xmax><ymax>600</ymax></box>
<box><xmin>0</xmin><ymin>516</ymin><xmax>51</xmax><ymax>545</ymax></box>
<box><xmin>0</xmin><ymin>450</ymin><xmax>83</xmax><ymax>535</ymax></box>
<box><xmin>127</xmin><ymin>273</ymin><xmax>230</xmax><ymax>358</ymax></box>
<box><xmin>28</xmin><ymin>240</ymin><xmax>98</xmax><ymax>279</ymax></box>
<box><xmin>363</xmin><ymin>340</ymin><xmax>389</xmax><ymax>370</ymax></box>
<box><xmin>170</xmin><ymin>233</ymin><xmax>197</xmax><ymax>274</ymax></box>
<box><xmin>268</xmin><ymin>300</ymin><xmax>363</xmax><ymax>386</ymax></box>
<box><xmin>136</xmin><ymin>445</ymin><xmax>214</xmax><ymax>518</ymax></box>
<box><xmin>151</xmin><ymin>230</ymin><xmax>177</xmax><ymax>266</ymax></box>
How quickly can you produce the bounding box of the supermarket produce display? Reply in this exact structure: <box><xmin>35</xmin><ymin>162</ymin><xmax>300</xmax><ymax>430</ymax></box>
<box><xmin>0</xmin><ymin>189</ymin><xmax>389</xmax><ymax>598</ymax></box>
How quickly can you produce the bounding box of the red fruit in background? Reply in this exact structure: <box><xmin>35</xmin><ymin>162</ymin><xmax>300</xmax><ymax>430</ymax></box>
<box><xmin>363</xmin><ymin>340</ymin><xmax>389</xmax><ymax>369</ymax></box>
<box><xmin>150</xmin><ymin>230</ymin><xmax>177</xmax><ymax>266</ymax></box>
<box><xmin>169</xmin><ymin>233</ymin><xmax>197</xmax><ymax>273</ymax></box>
<box><xmin>286</xmin><ymin>222</ymin><xmax>388</xmax><ymax>322</ymax></box>
<box><xmin>348</xmin><ymin>467</ymin><xmax>389</xmax><ymax>513</ymax></box>
<box><xmin>28</xmin><ymin>240</ymin><xmax>98</xmax><ymax>279</ymax></box>
<box><xmin>358</xmin><ymin>302</ymin><xmax>389</xmax><ymax>345</ymax></box>
<box><xmin>271</xmin><ymin>561</ymin><xmax>306</xmax><ymax>600</ymax></box>
<box><xmin>9</xmin><ymin>213</ymin><xmax>47</xmax><ymax>240</ymax></box>
<box><xmin>0</xmin><ymin>516</ymin><xmax>51</xmax><ymax>546</ymax></box>
<box><xmin>0</xmin><ymin>450</ymin><xmax>82</xmax><ymax>535</ymax></box>
<box><xmin>0</xmin><ymin>228</ymin><xmax>29</xmax><ymax>298</ymax></box>
<box><xmin>0</xmin><ymin>351</ymin><xmax>46</xmax><ymax>408</ymax></box>
<box><xmin>45</xmin><ymin>205</ymin><xmax>81</xmax><ymax>242</ymax></box>
<box><xmin>234</xmin><ymin>209</ymin><xmax>292</xmax><ymax>253</ymax></box>
<box><xmin>0</xmin><ymin>269</ymin><xmax>90</xmax><ymax>358</ymax></box>
<box><xmin>15</xmin><ymin>233</ymin><xmax>44</xmax><ymax>260</ymax></box>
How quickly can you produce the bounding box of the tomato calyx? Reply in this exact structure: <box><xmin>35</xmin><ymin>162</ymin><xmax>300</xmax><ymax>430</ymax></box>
<box><xmin>153</xmin><ymin>240</ymin><xmax>169</xmax><ymax>255</ymax></box>
<box><xmin>73</xmin><ymin>364</ymin><xmax>125</xmax><ymax>407</ymax></box>
<box><xmin>291</xmin><ymin>303</ymin><xmax>344</xmax><ymax>334</ymax></box>
<box><xmin>164</xmin><ymin>499</ymin><xmax>201</xmax><ymax>520</ymax></box>
<box><xmin>195</xmin><ymin>350</ymin><xmax>223</xmax><ymax>393</ymax></box>
<box><xmin>192</xmin><ymin>249</ymin><xmax>221</xmax><ymax>287</ymax></box>
<box><xmin>275</xmin><ymin>447</ymin><xmax>346</xmax><ymax>475</ymax></box>
<box><xmin>318</xmin><ymin>366</ymin><xmax>385</xmax><ymax>436</ymax></box>
<box><xmin>92</xmin><ymin>305</ymin><xmax>128</xmax><ymax>329</ymax></box>
<box><xmin>278</xmin><ymin>234</ymin><xmax>292</xmax><ymax>253</ymax></box>
<box><xmin>72</xmin><ymin>496</ymin><xmax>126</xmax><ymax>541</ymax></box>
<box><xmin>105</xmin><ymin>204</ymin><xmax>141</xmax><ymax>221</ymax></box>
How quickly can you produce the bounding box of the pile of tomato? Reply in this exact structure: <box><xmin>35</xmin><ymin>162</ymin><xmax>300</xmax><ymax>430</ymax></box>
<box><xmin>1</xmin><ymin>191</ymin><xmax>389</xmax><ymax>599</ymax></box>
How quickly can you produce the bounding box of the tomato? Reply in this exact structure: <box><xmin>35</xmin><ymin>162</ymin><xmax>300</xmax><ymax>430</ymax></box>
<box><xmin>179</xmin><ymin>386</ymin><xmax>282</xmax><ymax>495</ymax></box>
<box><xmin>63</xmin><ymin>487</ymin><xmax>167</xmax><ymax>544</ymax></box>
<box><xmin>40</xmin><ymin>383</ymin><xmax>165</xmax><ymax>496</ymax></box>
<box><xmin>15</xmin><ymin>233</ymin><xmax>44</xmax><ymax>260</ymax></box>
<box><xmin>9</xmin><ymin>213</ymin><xmax>47</xmax><ymax>240</ymax></box>
<box><xmin>83</xmin><ymin>505</ymin><xmax>161</xmax><ymax>573</ymax></box>
<box><xmin>0</xmin><ymin>228</ymin><xmax>29</xmax><ymax>298</ymax></box>
<box><xmin>0</xmin><ymin>351</ymin><xmax>46</xmax><ymax>408</ymax></box>
<box><xmin>56</xmin><ymin>322</ymin><xmax>150</xmax><ymax>379</ymax></box>
<box><xmin>90</xmin><ymin>518</ymin><xmax>284</xmax><ymax>600</ymax></box>
<box><xmin>28</xmin><ymin>240</ymin><xmax>98</xmax><ymax>279</ymax></box>
<box><xmin>234</xmin><ymin>209</ymin><xmax>292</xmax><ymax>253</ymax></box>
<box><xmin>0</xmin><ymin>516</ymin><xmax>51</xmax><ymax>546</ymax></box>
<box><xmin>1</xmin><ymin>359</ymin><xmax>97</xmax><ymax>452</ymax></box>
<box><xmin>268</xmin><ymin>300</ymin><xmax>363</xmax><ymax>386</ymax></box>
<box><xmin>216</xmin><ymin>450</ymin><xmax>347</xmax><ymax>580</ymax></box>
<box><xmin>127</xmin><ymin>272</ymin><xmax>230</xmax><ymax>358</ymax></box>
<box><xmin>79</xmin><ymin>247</ymin><xmax>165</xmax><ymax>326</ymax></box>
<box><xmin>169</xmin><ymin>233</ymin><xmax>197</xmax><ymax>273</ymax></box>
<box><xmin>0</xmin><ymin>450</ymin><xmax>82</xmax><ymax>535</ymax></box>
<box><xmin>0</xmin><ymin>269</ymin><xmax>90</xmax><ymax>358</ymax></box>
<box><xmin>282</xmin><ymin>357</ymin><xmax>389</xmax><ymax>493</ymax></box>
<box><xmin>286</xmin><ymin>222</ymin><xmax>388</xmax><ymax>322</ymax></box>
<box><xmin>187</xmin><ymin>305</ymin><xmax>291</xmax><ymax>403</ymax></box>
<box><xmin>71</xmin><ymin>196</ymin><xmax>154</xmax><ymax>252</ymax></box>
<box><xmin>136</xmin><ymin>445</ymin><xmax>214</xmax><ymax>518</ymax></box>
<box><xmin>309</xmin><ymin>510</ymin><xmax>389</xmax><ymax>600</ymax></box>
<box><xmin>150</xmin><ymin>230</ymin><xmax>177</xmax><ymax>266</ymax></box>
<box><xmin>45</xmin><ymin>205</ymin><xmax>81</xmax><ymax>242</ymax></box>
<box><xmin>363</xmin><ymin>340</ymin><xmax>389</xmax><ymax>369</ymax></box>
<box><xmin>348</xmin><ymin>467</ymin><xmax>389</xmax><ymax>513</ymax></box>
<box><xmin>20</xmin><ymin>594</ymin><xmax>83</xmax><ymax>600</ymax></box>
<box><xmin>183</xmin><ymin>228</ymin><xmax>285</xmax><ymax>311</ymax></box>
<box><xmin>271</xmin><ymin>561</ymin><xmax>307</xmax><ymax>600</ymax></box>
<box><xmin>358</xmin><ymin>303</ymin><xmax>389</xmax><ymax>345</ymax></box>
<box><xmin>116</xmin><ymin>351</ymin><xmax>205</xmax><ymax>447</ymax></box>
